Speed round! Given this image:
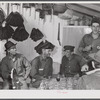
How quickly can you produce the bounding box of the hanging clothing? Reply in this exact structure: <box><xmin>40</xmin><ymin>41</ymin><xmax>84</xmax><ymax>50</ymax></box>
<box><xmin>12</xmin><ymin>25</ymin><xmax>29</xmax><ymax>42</ymax></box>
<box><xmin>6</xmin><ymin>12</ymin><xmax>24</xmax><ymax>27</ymax></box>
<box><xmin>30</xmin><ymin>28</ymin><xmax>44</xmax><ymax>42</ymax></box>
<box><xmin>0</xmin><ymin>25</ymin><xmax>14</xmax><ymax>40</ymax></box>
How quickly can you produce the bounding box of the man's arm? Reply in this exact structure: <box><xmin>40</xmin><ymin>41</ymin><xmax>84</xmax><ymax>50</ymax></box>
<box><xmin>44</xmin><ymin>57</ymin><xmax>53</xmax><ymax>77</ymax></box>
<box><xmin>1</xmin><ymin>59</ymin><xmax>10</xmax><ymax>80</ymax></box>
<box><xmin>22</xmin><ymin>57</ymin><xmax>31</xmax><ymax>79</ymax></box>
<box><xmin>78</xmin><ymin>36</ymin><xmax>86</xmax><ymax>52</ymax></box>
<box><xmin>30</xmin><ymin>58</ymin><xmax>38</xmax><ymax>78</ymax></box>
<box><xmin>59</xmin><ymin>56</ymin><xmax>65</xmax><ymax>76</ymax></box>
<box><xmin>79</xmin><ymin>35</ymin><xmax>92</xmax><ymax>53</ymax></box>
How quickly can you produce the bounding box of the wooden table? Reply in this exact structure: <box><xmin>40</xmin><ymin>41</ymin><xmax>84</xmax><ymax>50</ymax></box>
<box><xmin>29</xmin><ymin>76</ymin><xmax>78</xmax><ymax>90</ymax></box>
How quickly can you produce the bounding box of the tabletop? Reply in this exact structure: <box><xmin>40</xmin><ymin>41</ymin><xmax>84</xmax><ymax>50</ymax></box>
<box><xmin>29</xmin><ymin>76</ymin><xmax>78</xmax><ymax>90</ymax></box>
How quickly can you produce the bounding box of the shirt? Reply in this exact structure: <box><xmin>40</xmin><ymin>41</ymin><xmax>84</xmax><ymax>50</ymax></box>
<box><xmin>1</xmin><ymin>53</ymin><xmax>31</xmax><ymax>80</ymax></box>
<box><xmin>78</xmin><ymin>33</ymin><xmax>100</xmax><ymax>59</ymax></box>
<box><xmin>59</xmin><ymin>54</ymin><xmax>86</xmax><ymax>76</ymax></box>
<box><xmin>30</xmin><ymin>56</ymin><xmax>53</xmax><ymax>79</ymax></box>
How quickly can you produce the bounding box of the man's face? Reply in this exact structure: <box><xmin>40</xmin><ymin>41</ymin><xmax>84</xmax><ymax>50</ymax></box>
<box><xmin>8</xmin><ymin>46</ymin><xmax>17</xmax><ymax>55</ymax></box>
<box><xmin>65</xmin><ymin>50</ymin><xmax>72</xmax><ymax>58</ymax></box>
<box><xmin>42</xmin><ymin>49</ymin><xmax>52</xmax><ymax>57</ymax></box>
<box><xmin>91</xmin><ymin>23</ymin><xmax>100</xmax><ymax>34</ymax></box>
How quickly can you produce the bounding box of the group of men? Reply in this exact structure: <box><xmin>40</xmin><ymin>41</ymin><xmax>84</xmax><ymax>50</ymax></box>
<box><xmin>1</xmin><ymin>17</ymin><xmax>100</xmax><ymax>90</ymax></box>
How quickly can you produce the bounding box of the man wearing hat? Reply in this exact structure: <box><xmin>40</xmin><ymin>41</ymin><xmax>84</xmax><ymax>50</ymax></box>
<box><xmin>30</xmin><ymin>40</ymin><xmax>55</xmax><ymax>88</ymax></box>
<box><xmin>77</xmin><ymin>50</ymin><xmax>100</xmax><ymax>89</ymax></box>
<box><xmin>78</xmin><ymin>17</ymin><xmax>100</xmax><ymax>61</ymax></box>
<box><xmin>59</xmin><ymin>45</ymin><xmax>86</xmax><ymax>78</ymax></box>
<box><xmin>0</xmin><ymin>41</ymin><xmax>31</xmax><ymax>89</ymax></box>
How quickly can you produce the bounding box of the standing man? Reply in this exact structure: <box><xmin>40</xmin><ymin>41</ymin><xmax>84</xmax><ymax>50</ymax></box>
<box><xmin>30</xmin><ymin>40</ymin><xmax>55</xmax><ymax>88</ymax></box>
<box><xmin>1</xmin><ymin>41</ymin><xmax>31</xmax><ymax>89</ymax></box>
<box><xmin>78</xmin><ymin>17</ymin><xmax>100</xmax><ymax>61</ymax></box>
<box><xmin>59</xmin><ymin>45</ymin><xmax>86</xmax><ymax>77</ymax></box>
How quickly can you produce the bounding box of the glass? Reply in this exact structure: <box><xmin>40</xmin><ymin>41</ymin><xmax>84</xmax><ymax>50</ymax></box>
<box><xmin>56</xmin><ymin>74</ymin><xmax>60</xmax><ymax>82</ymax></box>
<box><xmin>66</xmin><ymin>77</ymin><xmax>73</xmax><ymax>90</ymax></box>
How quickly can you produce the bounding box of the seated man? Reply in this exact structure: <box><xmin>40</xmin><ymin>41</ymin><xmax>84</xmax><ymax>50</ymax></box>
<box><xmin>1</xmin><ymin>41</ymin><xmax>31</xmax><ymax>89</ymax></box>
<box><xmin>30</xmin><ymin>40</ymin><xmax>55</xmax><ymax>88</ymax></box>
<box><xmin>77</xmin><ymin>50</ymin><xmax>100</xmax><ymax>90</ymax></box>
<box><xmin>59</xmin><ymin>45</ymin><xmax>86</xmax><ymax>78</ymax></box>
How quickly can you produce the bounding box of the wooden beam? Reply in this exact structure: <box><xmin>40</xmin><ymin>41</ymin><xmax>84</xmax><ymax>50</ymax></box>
<box><xmin>67</xmin><ymin>4</ymin><xmax>100</xmax><ymax>18</ymax></box>
<box><xmin>77</xmin><ymin>4</ymin><xmax>100</xmax><ymax>12</ymax></box>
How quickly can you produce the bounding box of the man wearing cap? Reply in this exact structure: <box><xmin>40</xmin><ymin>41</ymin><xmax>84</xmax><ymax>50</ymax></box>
<box><xmin>30</xmin><ymin>40</ymin><xmax>55</xmax><ymax>88</ymax></box>
<box><xmin>78</xmin><ymin>17</ymin><xmax>100</xmax><ymax>61</ymax></box>
<box><xmin>0</xmin><ymin>41</ymin><xmax>31</xmax><ymax>89</ymax></box>
<box><xmin>77</xmin><ymin>50</ymin><xmax>100</xmax><ymax>89</ymax></box>
<box><xmin>59</xmin><ymin>45</ymin><xmax>86</xmax><ymax>78</ymax></box>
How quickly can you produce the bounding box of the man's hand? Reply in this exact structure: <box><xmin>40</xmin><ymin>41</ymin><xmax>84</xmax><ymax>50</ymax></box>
<box><xmin>24</xmin><ymin>76</ymin><xmax>28</xmax><ymax>80</ymax></box>
<box><xmin>83</xmin><ymin>45</ymin><xmax>92</xmax><ymax>52</ymax></box>
<box><xmin>81</xmin><ymin>64</ymin><xmax>89</xmax><ymax>72</ymax></box>
<box><xmin>31</xmin><ymin>78</ymin><xmax>36</xmax><ymax>82</ymax></box>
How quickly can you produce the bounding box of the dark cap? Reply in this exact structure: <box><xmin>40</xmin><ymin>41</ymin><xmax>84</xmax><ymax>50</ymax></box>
<box><xmin>63</xmin><ymin>45</ymin><xmax>75</xmax><ymax>52</ymax></box>
<box><xmin>5</xmin><ymin>41</ymin><xmax>17</xmax><ymax>51</ymax></box>
<box><xmin>91</xmin><ymin>17</ymin><xmax>100</xmax><ymax>25</ymax></box>
<box><xmin>35</xmin><ymin>40</ymin><xmax>55</xmax><ymax>54</ymax></box>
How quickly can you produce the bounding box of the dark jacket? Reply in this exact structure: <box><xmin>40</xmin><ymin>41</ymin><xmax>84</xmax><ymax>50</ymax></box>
<box><xmin>59</xmin><ymin>54</ymin><xmax>86</xmax><ymax>76</ymax></box>
<box><xmin>1</xmin><ymin>53</ymin><xmax>31</xmax><ymax>80</ymax></box>
<box><xmin>30</xmin><ymin>56</ymin><xmax>53</xmax><ymax>79</ymax></box>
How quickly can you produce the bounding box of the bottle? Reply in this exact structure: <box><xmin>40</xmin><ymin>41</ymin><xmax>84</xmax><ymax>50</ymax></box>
<box><xmin>56</xmin><ymin>74</ymin><xmax>60</xmax><ymax>82</ymax></box>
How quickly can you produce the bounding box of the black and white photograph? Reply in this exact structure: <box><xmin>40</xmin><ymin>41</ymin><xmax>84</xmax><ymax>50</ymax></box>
<box><xmin>0</xmin><ymin>1</ymin><xmax>100</xmax><ymax>98</ymax></box>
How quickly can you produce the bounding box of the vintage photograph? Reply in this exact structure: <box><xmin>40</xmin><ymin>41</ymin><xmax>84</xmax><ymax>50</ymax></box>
<box><xmin>0</xmin><ymin>2</ymin><xmax>100</xmax><ymax>91</ymax></box>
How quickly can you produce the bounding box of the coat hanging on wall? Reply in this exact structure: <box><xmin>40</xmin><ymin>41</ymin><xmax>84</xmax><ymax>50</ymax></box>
<box><xmin>6</xmin><ymin>12</ymin><xmax>24</xmax><ymax>27</ymax></box>
<box><xmin>12</xmin><ymin>25</ymin><xmax>29</xmax><ymax>42</ymax></box>
<box><xmin>30</xmin><ymin>28</ymin><xmax>44</xmax><ymax>42</ymax></box>
<box><xmin>0</xmin><ymin>8</ymin><xmax>5</xmax><ymax>26</ymax></box>
<box><xmin>0</xmin><ymin>25</ymin><xmax>14</xmax><ymax>40</ymax></box>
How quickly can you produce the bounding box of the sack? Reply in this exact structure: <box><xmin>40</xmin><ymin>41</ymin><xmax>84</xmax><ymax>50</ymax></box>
<box><xmin>42</xmin><ymin>4</ymin><xmax>52</xmax><ymax>11</ymax></box>
<box><xmin>23</xmin><ymin>3</ymin><xmax>31</xmax><ymax>8</ymax></box>
<box><xmin>53</xmin><ymin>4</ymin><xmax>67</xmax><ymax>14</ymax></box>
<box><xmin>35</xmin><ymin>4</ymin><xmax>42</xmax><ymax>11</ymax></box>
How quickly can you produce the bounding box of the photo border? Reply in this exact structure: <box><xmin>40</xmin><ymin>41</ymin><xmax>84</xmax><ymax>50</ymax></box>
<box><xmin>0</xmin><ymin>0</ymin><xmax>100</xmax><ymax>99</ymax></box>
